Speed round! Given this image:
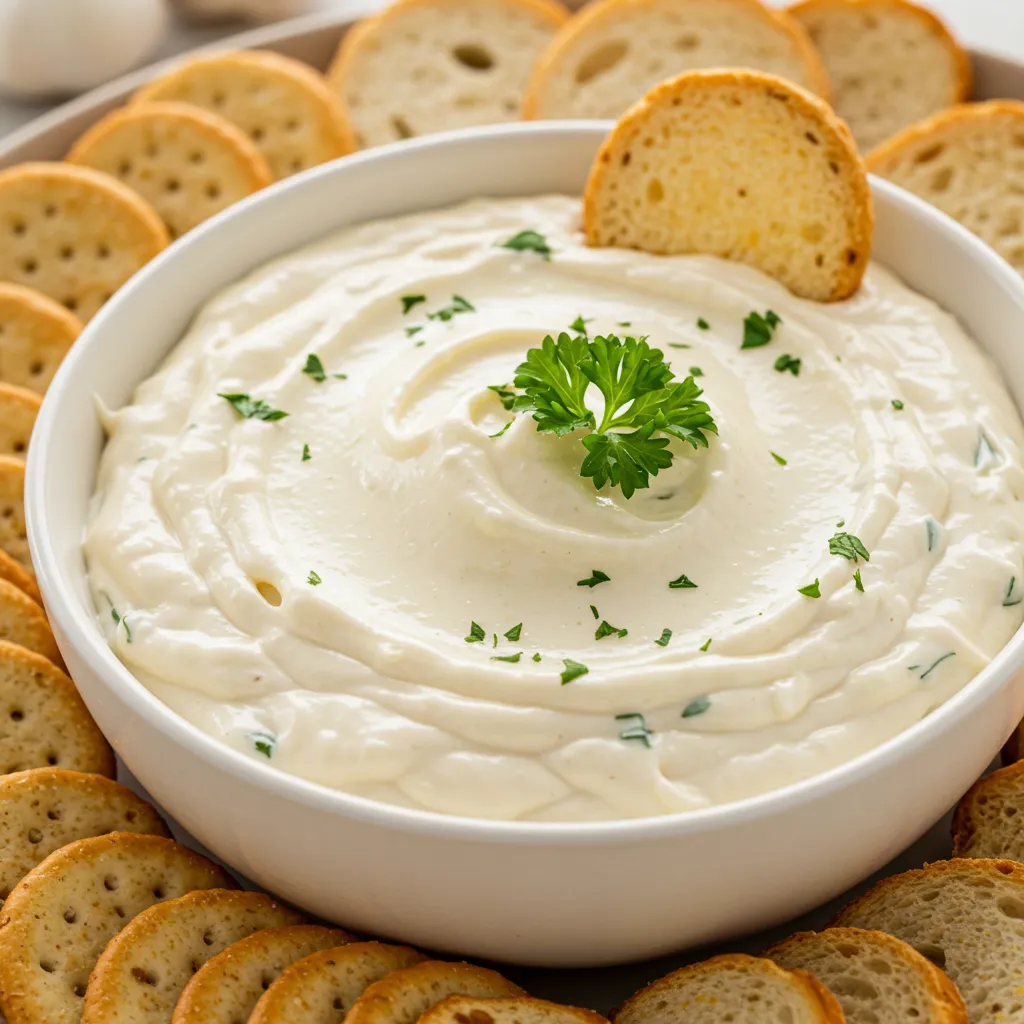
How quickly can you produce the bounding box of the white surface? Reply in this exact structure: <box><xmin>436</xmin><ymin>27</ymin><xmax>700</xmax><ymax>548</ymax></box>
<box><xmin>26</xmin><ymin>122</ymin><xmax>1024</xmax><ymax>968</ymax></box>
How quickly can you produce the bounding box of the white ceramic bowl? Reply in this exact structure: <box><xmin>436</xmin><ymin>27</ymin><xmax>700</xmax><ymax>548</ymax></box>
<box><xmin>27</xmin><ymin>122</ymin><xmax>1024</xmax><ymax>967</ymax></box>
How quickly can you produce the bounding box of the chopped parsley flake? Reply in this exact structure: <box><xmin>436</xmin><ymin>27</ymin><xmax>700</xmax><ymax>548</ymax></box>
<box><xmin>110</xmin><ymin>607</ymin><xmax>133</xmax><ymax>643</ymax></box>
<box><xmin>488</xmin><ymin>384</ymin><xmax>519</xmax><ymax>410</ymax></box>
<box><xmin>773</xmin><ymin>353</ymin><xmax>801</xmax><ymax>376</ymax></box>
<box><xmin>219</xmin><ymin>393</ymin><xmax>288</xmax><ymax>421</ymax></box>
<box><xmin>465</xmin><ymin>621</ymin><xmax>486</xmax><ymax>643</ymax></box>
<box><xmin>532</xmin><ymin>652</ymin><xmax>542</xmax><ymax>662</ymax></box>
<box><xmin>926</xmin><ymin>517</ymin><xmax>940</xmax><ymax>553</ymax></box>
<box><xmin>854</xmin><ymin>569</ymin><xmax>864</xmax><ymax>592</ymax></box>
<box><xmin>668</xmin><ymin>574</ymin><xmax>697</xmax><ymax>589</ymax></box>
<box><xmin>595</xmin><ymin>619</ymin><xmax>628</xmax><ymax>640</ymax></box>
<box><xmin>829</xmin><ymin>532</ymin><xmax>870</xmax><ymax>563</ymax></box>
<box><xmin>615</xmin><ymin>712</ymin><xmax>654</xmax><ymax>747</ymax></box>
<box><xmin>401</xmin><ymin>294</ymin><xmax>426</xmax><ymax>314</ymax></box>
<box><xmin>618</xmin><ymin>321</ymin><xmax>632</xmax><ymax>328</ymax></box>
<box><xmin>689</xmin><ymin>366</ymin><xmax>704</xmax><ymax>377</ymax></box>
<box><xmin>917</xmin><ymin>651</ymin><xmax>955</xmax><ymax>680</ymax></box>
<box><xmin>499</xmin><ymin>230</ymin><xmax>551</xmax><ymax>259</ymax></box>
<box><xmin>307</xmin><ymin>571</ymin><xmax>321</xmax><ymax>585</ymax></box>
<box><xmin>771</xmin><ymin>451</ymin><xmax>787</xmax><ymax>466</ymax></box>
<box><xmin>303</xmin><ymin>353</ymin><xmax>327</xmax><ymax>382</ymax></box>
<box><xmin>655</xmin><ymin>628</ymin><xmax>672</xmax><ymax>647</ymax></box>
<box><xmin>1005</xmin><ymin>577</ymin><xmax>1023</xmax><ymax>607</ymax></box>
<box><xmin>681</xmin><ymin>695</ymin><xmax>711</xmax><ymax>718</ymax></box>
<box><xmin>490</xmin><ymin>419</ymin><xmax>514</xmax><ymax>439</ymax></box>
<box><xmin>492</xmin><ymin>652</ymin><xmax>522</xmax><ymax>663</ymax></box>
<box><xmin>428</xmin><ymin>295</ymin><xmax>475</xmax><ymax>322</ymax></box>
<box><xmin>700</xmin><ymin>637</ymin><xmax>712</xmax><ymax>652</ymax></box>
<box><xmin>250</xmin><ymin>732</ymin><xmax>275</xmax><ymax>758</ymax></box>
<box><xmin>301</xmin><ymin>444</ymin><xmax>311</xmax><ymax>462</ymax></box>
<box><xmin>696</xmin><ymin>318</ymin><xmax>710</xmax><ymax>330</ymax></box>
<box><xmin>577</xmin><ymin>569</ymin><xmax>610</xmax><ymax>588</ymax></box>
<box><xmin>668</xmin><ymin>342</ymin><xmax>692</xmax><ymax>349</ymax></box>
<box><xmin>892</xmin><ymin>399</ymin><xmax>904</xmax><ymax>410</ymax></box>
<box><xmin>406</xmin><ymin>325</ymin><xmax>424</xmax><ymax>337</ymax></box>
<box><xmin>798</xmin><ymin>578</ymin><xmax>821</xmax><ymax>598</ymax></box>
<box><xmin>414</xmin><ymin>340</ymin><xmax>425</xmax><ymax>348</ymax></box>
<box><xmin>741</xmin><ymin>309</ymin><xmax>781</xmax><ymax>349</ymax></box>
<box><xmin>590</xmin><ymin>604</ymin><xmax>599</xmax><ymax>619</ymax></box>
<box><xmin>504</xmin><ymin>623</ymin><xmax>523</xmax><ymax>642</ymax></box>
<box><xmin>560</xmin><ymin>659</ymin><xmax>589</xmax><ymax>685</ymax></box>
<box><xmin>569</xmin><ymin>315</ymin><xmax>590</xmax><ymax>336</ymax></box>
<box><xmin>493</xmin><ymin>633</ymin><xmax>498</xmax><ymax>648</ymax></box>
<box><xmin>836</xmin><ymin>520</ymin><xmax>845</xmax><ymax>528</ymax></box>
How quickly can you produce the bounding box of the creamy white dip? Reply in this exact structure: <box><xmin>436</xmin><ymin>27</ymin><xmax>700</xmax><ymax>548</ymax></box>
<box><xmin>85</xmin><ymin>195</ymin><xmax>1024</xmax><ymax>822</ymax></box>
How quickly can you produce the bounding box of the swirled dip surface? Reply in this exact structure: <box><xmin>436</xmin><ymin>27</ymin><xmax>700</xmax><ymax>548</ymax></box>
<box><xmin>86</xmin><ymin>196</ymin><xmax>1024</xmax><ymax>822</ymax></box>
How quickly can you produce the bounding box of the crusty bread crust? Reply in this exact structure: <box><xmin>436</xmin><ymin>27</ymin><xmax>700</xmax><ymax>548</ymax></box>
<box><xmin>952</xmin><ymin>760</ymin><xmax>1024</xmax><ymax>858</ymax></box>
<box><xmin>523</xmin><ymin>0</ymin><xmax>830</xmax><ymax>120</ymax></box>
<box><xmin>583</xmin><ymin>69</ymin><xmax>873</xmax><ymax>301</ymax></box>
<box><xmin>421</xmin><ymin>996</ymin><xmax>609</xmax><ymax>1024</ymax></box>
<box><xmin>767</xmin><ymin>927</ymin><xmax>968</xmax><ymax>1024</ymax></box>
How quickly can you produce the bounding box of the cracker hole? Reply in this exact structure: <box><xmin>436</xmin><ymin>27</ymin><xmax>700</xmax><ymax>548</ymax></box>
<box><xmin>202</xmin><ymin>930</ymin><xmax>215</xmax><ymax>946</ymax></box>
<box><xmin>29</xmin><ymin>360</ymin><xmax>44</xmax><ymax>376</ymax></box>
<box><xmin>64</xmin><ymin>298</ymin><xmax>78</xmax><ymax>312</ymax></box>
<box><xmin>846</xmin><ymin>249</ymin><xmax>858</xmax><ymax>265</ymax></box>
<box><xmin>117</xmin><ymin>160</ymin><xmax>132</xmax><ymax>177</ymax></box>
<box><xmin>43</xmin><ymin>204</ymin><xmax>56</xmax><ymax>218</ymax></box>
<box><xmin>11</xmin><ymin>221</ymin><xmax>25</xmax><ymax>236</ymax></box>
<box><xmin>930</xmin><ymin>167</ymin><xmax>953</xmax><ymax>192</ymax></box>
<box><xmin>285</xmin><ymin>119</ymin><xmax>299</xmax><ymax>131</ymax></box>
<box><xmin>145</xmin><ymin>144</ymin><xmax>159</xmax><ymax>158</ymax></box>
<box><xmin>73</xmin><ymin>982</ymin><xmax>86</xmax><ymax>997</ymax></box>
<box><xmin>124</xmin><ymin>809</ymin><xmax>137</xmax><ymax>822</ymax></box>
<box><xmin>390</xmin><ymin>115</ymin><xmax>415</xmax><ymax>140</ymax></box>
<box><xmin>131</xmin><ymin>967</ymin><xmax>158</xmax><ymax>986</ymax></box>
<box><xmin>815</xmin><ymin>254</ymin><xmax>824</xmax><ymax>267</ymax></box>
<box><xmin>251</xmin><ymin>127</ymin><xmax>266</xmax><ymax>141</ymax></box>
<box><xmin>737</xmin><ymin>188</ymin><xmax>747</xmax><ymax>198</ymax></box>
<box><xmin>48</xmin><ymin>807</ymin><xmax>61</xmax><ymax>820</ymax></box>
<box><xmin>189</xmin><ymin>151</ymin><xmax>204</xmax><ymax>164</ymax></box>
<box><xmin>256</xmin><ymin>581</ymin><xmax>282</xmax><ymax>606</ymax></box>
<box><xmin>829</xmin><ymin>160</ymin><xmax>839</xmax><ymax>174</ymax></box>
<box><xmin>205</xmin><ymin>183</ymin><xmax>221</xmax><ymax>200</ymax></box>
<box><xmin>576</xmin><ymin>40</ymin><xmax>627</xmax><ymax>84</ymax></box>
<box><xmin>290</xmin><ymin>158</ymin><xmax>303</xmax><ymax>172</ymax></box>
<box><xmin>166</xmin><ymin>178</ymin><xmax>181</xmax><ymax>193</ymax></box>
<box><xmin>40</xmin><ymin>959</ymin><xmax>55</xmax><ymax>973</ymax></box>
<box><xmin>914</xmin><ymin>143</ymin><xmax>945</xmax><ymax>165</ymax></box>
<box><xmin>805</xmin><ymin>131</ymin><xmax>819</xmax><ymax>145</ymax></box>
<box><xmin>334</xmin><ymin>997</ymin><xmax>345</xmax><ymax>1010</ymax></box>
<box><xmin>261</xmin><ymin>975</ymin><xmax>272</xmax><ymax>989</ymax></box>
<box><xmin>152</xmin><ymin>885</ymin><xmax>165</xmax><ymax>899</ymax></box>
<box><xmin>10</xmin><ymin>708</ymin><xmax>22</xmax><ymax>720</ymax></box>
<box><xmin>64</xmin><ymin>908</ymin><xmax>77</xmax><ymax>923</ymax></box>
<box><xmin>103</xmin><ymin>874</ymin><xmax>119</xmax><ymax>891</ymax></box>
<box><xmin>96</xmin><ymin>243</ymin><xmax>110</xmax><ymax>259</ymax></box>
<box><xmin>212</xmin><ymin>91</ymin><xmax>226</xmax><ymax>107</ymax></box>
<box><xmin>21</xmin><ymin>259</ymin><xmax>37</xmax><ymax>275</ymax></box>
<box><xmin>452</xmin><ymin>43</ymin><xmax>494</xmax><ymax>70</ymax></box>
<box><xmin>674</xmin><ymin>33</ymin><xmax>699</xmax><ymax>51</ymax></box>
<box><xmin>59</xmin><ymin>245</ymin><xmax>74</xmax><ymax>261</ymax></box>
<box><xmin>27</xmin><ymin>827</ymin><xmax>42</xmax><ymax>843</ymax></box>
<box><xmin>46</xmin><ymin>753</ymin><xmax>57</xmax><ymax>766</ymax></box>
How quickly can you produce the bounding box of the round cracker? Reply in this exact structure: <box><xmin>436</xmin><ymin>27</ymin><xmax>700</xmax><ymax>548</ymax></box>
<box><xmin>328</xmin><ymin>0</ymin><xmax>569</xmax><ymax>149</ymax></box>
<box><xmin>82</xmin><ymin>888</ymin><xmax>305</xmax><ymax>1024</ymax></box>
<box><xmin>0</xmin><ymin>382</ymin><xmax>40</xmax><ymax>461</ymax></box>
<box><xmin>0</xmin><ymin>547</ymin><xmax>40</xmax><ymax>604</ymax></box>
<box><xmin>172</xmin><ymin>925</ymin><xmax>351</xmax><ymax>1024</ymax></box>
<box><xmin>68</xmin><ymin>102</ymin><xmax>273</xmax><ymax>240</ymax></box>
<box><xmin>0</xmin><ymin>768</ymin><xmax>170</xmax><ymax>903</ymax></box>
<box><xmin>0</xmin><ymin>454</ymin><xmax>29</xmax><ymax>571</ymax></box>
<box><xmin>523</xmin><ymin>0</ymin><xmax>830</xmax><ymax>121</ymax></box>
<box><xmin>0</xmin><ymin>578</ymin><xmax>60</xmax><ymax>664</ymax></box>
<box><xmin>583</xmin><ymin>69</ymin><xmax>873</xmax><ymax>302</ymax></box>
<box><xmin>250</xmin><ymin>942</ymin><xmax>428</xmax><ymax>1024</ymax></box>
<box><xmin>0</xmin><ymin>640</ymin><xmax>112</xmax><ymax>778</ymax></box>
<box><xmin>0</xmin><ymin>833</ymin><xmax>233</xmax><ymax>1024</ymax></box>
<box><xmin>0</xmin><ymin>163</ymin><xmax>168</xmax><ymax>322</ymax></box>
<box><xmin>133</xmin><ymin>50</ymin><xmax>355</xmax><ymax>179</ymax></box>
<box><xmin>0</xmin><ymin>283</ymin><xmax>81</xmax><ymax>394</ymax></box>
<box><xmin>346</xmin><ymin>961</ymin><xmax>526</xmax><ymax>1024</ymax></box>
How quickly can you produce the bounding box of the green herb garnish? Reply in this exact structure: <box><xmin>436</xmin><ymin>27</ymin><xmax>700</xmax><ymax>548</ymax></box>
<box><xmin>829</xmin><ymin>532</ymin><xmax>870</xmax><ymax>563</ymax></box>
<box><xmin>250</xmin><ymin>732</ymin><xmax>275</xmax><ymax>758</ymax></box>
<box><xmin>219</xmin><ymin>393</ymin><xmax>288</xmax><ymax>421</ymax></box>
<box><xmin>741</xmin><ymin>310</ymin><xmax>781</xmax><ymax>349</ymax></box>
<box><xmin>111</xmin><ymin>607</ymin><xmax>133</xmax><ymax>643</ymax></box>
<box><xmin>696</xmin><ymin>318</ymin><xmax>710</xmax><ymax>330</ymax></box>
<box><xmin>490</xmin><ymin>419</ymin><xmax>514</xmax><ymax>439</ymax></box>
<box><xmin>504</xmin><ymin>623</ymin><xmax>523</xmax><ymax>642</ymax></box>
<box><xmin>1005</xmin><ymin>577</ymin><xmax>1023</xmax><ymax>607</ymax></box>
<box><xmin>771</xmin><ymin>451</ymin><xmax>787</xmax><ymax>466</ymax></box>
<box><xmin>499</xmin><ymin>230</ymin><xmax>551</xmax><ymax>259</ymax></box>
<box><xmin>615</xmin><ymin>712</ymin><xmax>654</xmax><ymax>747</ymax></box>
<box><xmin>465</xmin><ymin>621</ymin><xmax>485</xmax><ymax>643</ymax></box>
<box><xmin>699</xmin><ymin>638</ymin><xmax>712</xmax><ymax>652</ymax></box>
<box><xmin>798</xmin><ymin>579</ymin><xmax>821</xmax><ymax>598</ymax></box>
<box><xmin>303</xmin><ymin>353</ymin><xmax>327</xmax><ymax>382</ymax></box>
<box><xmin>577</xmin><ymin>570</ymin><xmax>610</xmax><ymax>588</ymax></box>
<box><xmin>428</xmin><ymin>295</ymin><xmax>475</xmax><ymax>322</ymax></box>
<box><xmin>560</xmin><ymin>659</ymin><xmax>589</xmax><ymax>685</ymax></box>
<box><xmin>308</xmin><ymin>571</ymin><xmax>321</xmax><ymax>585</ymax></box>
<box><xmin>682</xmin><ymin>695</ymin><xmax>711</xmax><ymax>718</ymax></box>
<box><xmin>505</xmin><ymin>333</ymin><xmax>717</xmax><ymax>498</ymax></box>
<box><xmin>595</xmin><ymin>619</ymin><xmax>628</xmax><ymax>640</ymax></box>
<box><xmin>301</xmin><ymin>443</ymin><xmax>311</xmax><ymax>462</ymax></box>
<box><xmin>492</xmin><ymin>652</ymin><xmax>523</xmax><ymax>663</ymax></box>
<box><xmin>590</xmin><ymin>604</ymin><xmax>599</xmax><ymax>619</ymax></box>
<box><xmin>668</xmin><ymin>574</ymin><xmax>697</xmax><ymax>589</ymax></box>
<box><xmin>926</xmin><ymin>518</ymin><xmax>940</xmax><ymax>553</ymax></box>
<box><xmin>773</xmin><ymin>353</ymin><xmax>801</xmax><ymax>376</ymax></box>
<box><xmin>853</xmin><ymin>569</ymin><xmax>864</xmax><ymax>592</ymax></box>
<box><xmin>406</xmin><ymin>325</ymin><xmax>424</xmax><ymax>337</ymax></box>
<box><xmin>401</xmin><ymin>294</ymin><xmax>426</xmax><ymax>314</ymax></box>
<box><xmin>569</xmin><ymin>315</ymin><xmax>590</xmax><ymax>336</ymax></box>
<box><xmin>689</xmin><ymin>366</ymin><xmax>704</xmax><ymax>377</ymax></box>
<box><xmin>618</xmin><ymin>321</ymin><xmax>632</xmax><ymax>328</ymax></box>
<box><xmin>488</xmin><ymin>384</ymin><xmax>519</xmax><ymax>410</ymax></box>
<box><xmin>917</xmin><ymin>651</ymin><xmax>955</xmax><ymax>680</ymax></box>
<box><xmin>892</xmin><ymin>399</ymin><xmax>904</xmax><ymax>410</ymax></box>
<box><xmin>655</xmin><ymin>628</ymin><xmax>672</xmax><ymax>647</ymax></box>
<box><xmin>668</xmin><ymin>343</ymin><xmax>692</xmax><ymax>349</ymax></box>
<box><xmin>532</xmin><ymin>652</ymin><xmax>542</xmax><ymax>662</ymax></box>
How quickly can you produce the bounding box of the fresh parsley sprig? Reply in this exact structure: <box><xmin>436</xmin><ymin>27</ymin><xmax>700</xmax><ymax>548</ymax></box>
<box><xmin>499</xmin><ymin>332</ymin><xmax>717</xmax><ymax>499</ymax></box>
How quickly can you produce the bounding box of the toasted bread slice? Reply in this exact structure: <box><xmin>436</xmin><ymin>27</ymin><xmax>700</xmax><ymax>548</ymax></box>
<box><xmin>346</xmin><ymin>961</ymin><xmax>525</xmax><ymax>1024</ymax></box>
<box><xmin>834</xmin><ymin>859</ymin><xmax>1024</xmax><ymax>1024</ymax></box>
<box><xmin>866</xmin><ymin>101</ymin><xmax>1024</xmax><ymax>275</ymax></box>
<box><xmin>952</xmin><ymin>761</ymin><xmax>1024</xmax><ymax>861</ymax></box>
<box><xmin>422</xmin><ymin>996</ymin><xmax>609</xmax><ymax>1024</ymax></box>
<box><xmin>328</xmin><ymin>0</ymin><xmax>569</xmax><ymax>148</ymax></box>
<box><xmin>523</xmin><ymin>0</ymin><xmax>828</xmax><ymax>120</ymax></box>
<box><xmin>583</xmin><ymin>69</ymin><xmax>872</xmax><ymax>301</ymax></box>
<box><xmin>767</xmin><ymin>927</ymin><xmax>967</xmax><ymax>1024</ymax></box>
<box><xmin>788</xmin><ymin>0</ymin><xmax>970</xmax><ymax>151</ymax></box>
<box><xmin>612</xmin><ymin>953</ymin><xmax>844</xmax><ymax>1024</ymax></box>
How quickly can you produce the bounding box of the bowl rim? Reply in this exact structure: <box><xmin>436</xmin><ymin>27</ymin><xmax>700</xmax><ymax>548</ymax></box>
<box><xmin>27</xmin><ymin>120</ymin><xmax>1024</xmax><ymax>845</ymax></box>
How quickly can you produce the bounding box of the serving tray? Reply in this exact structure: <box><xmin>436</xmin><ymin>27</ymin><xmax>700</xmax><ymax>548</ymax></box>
<box><xmin>2</xmin><ymin>7</ymin><xmax>1024</xmax><ymax>1010</ymax></box>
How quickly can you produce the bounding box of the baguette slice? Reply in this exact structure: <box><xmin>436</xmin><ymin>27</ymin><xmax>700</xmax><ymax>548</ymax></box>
<box><xmin>328</xmin><ymin>0</ymin><xmax>569</xmax><ymax>148</ymax></box>
<box><xmin>583</xmin><ymin>69</ymin><xmax>873</xmax><ymax>301</ymax></box>
<box><xmin>767</xmin><ymin>927</ymin><xmax>967</xmax><ymax>1024</ymax></box>
<box><xmin>788</xmin><ymin>0</ymin><xmax>970</xmax><ymax>152</ymax></box>
<box><xmin>866</xmin><ymin>101</ymin><xmax>1024</xmax><ymax>275</ymax></box>
<box><xmin>345</xmin><ymin>961</ymin><xmax>525</xmax><ymax>1024</ymax></box>
<box><xmin>952</xmin><ymin>761</ymin><xmax>1024</xmax><ymax>861</ymax></box>
<box><xmin>421</xmin><ymin>996</ymin><xmax>609</xmax><ymax>1024</ymax></box>
<box><xmin>523</xmin><ymin>0</ymin><xmax>829</xmax><ymax>121</ymax></box>
<box><xmin>833</xmin><ymin>859</ymin><xmax>1024</xmax><ymax>1024</ymax></box>
<box><xmin>612</xmin><ymin>953</ymin><xmax>845</xmax><ymax>1024</ymax></box>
